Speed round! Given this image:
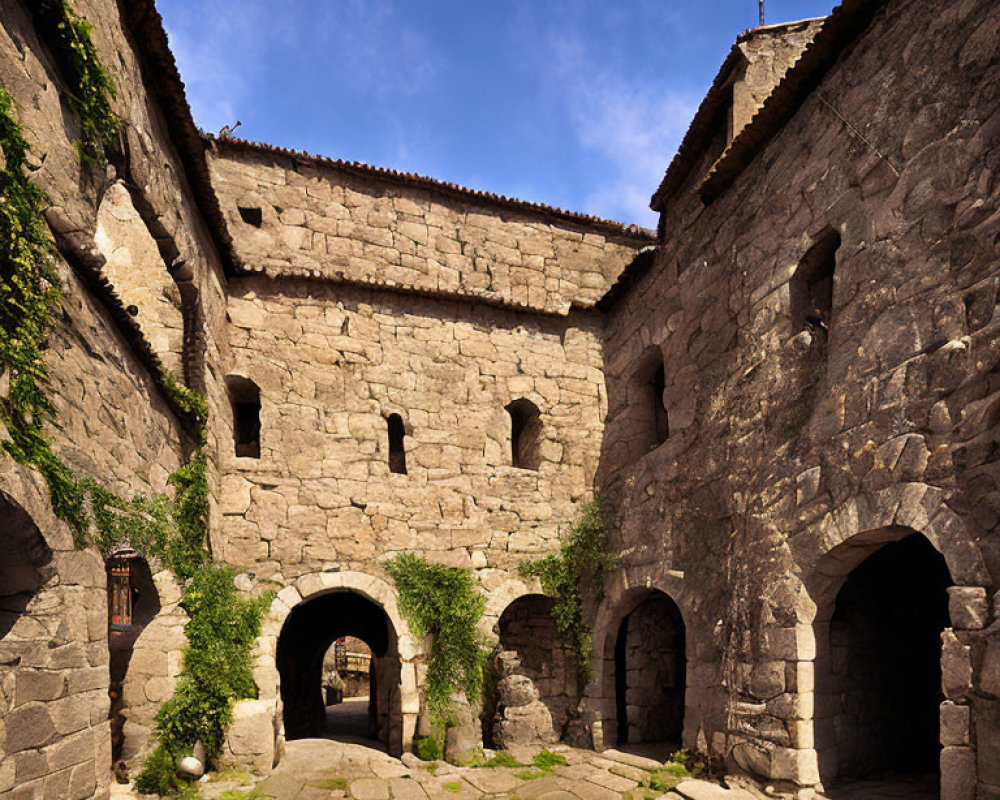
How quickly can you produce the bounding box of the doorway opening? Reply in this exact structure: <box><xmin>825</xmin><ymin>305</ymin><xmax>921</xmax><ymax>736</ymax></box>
<box><xmin>613</xmin><ymin>591</ymin><xmax>685</xmax><ymax>752</ymax></box>
<box><xmin>815</xmin><ymin>532</ymin><xmax>951</xmax><ymax>795</ymax></box>
<box><xmin>276</xmin><ymin>590</ymin><xmax>402</xmax><ymax>753</ymax></box>
<box><xmin>106</xmin><ymin>550</ymin><xmax>160</xmax><ymax>763</ymax></box>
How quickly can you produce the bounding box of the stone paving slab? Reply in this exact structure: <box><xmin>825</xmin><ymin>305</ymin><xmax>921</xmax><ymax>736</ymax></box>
<box><xmin>389</xmin><ymin>776</ymin><xmax>430</xmax><ymax>800</ymax></box>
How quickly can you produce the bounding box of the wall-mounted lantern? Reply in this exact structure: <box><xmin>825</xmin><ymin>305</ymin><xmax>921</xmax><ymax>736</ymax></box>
<box><xmin>107</xmin><ymin>541</ymin><xmax>140</xmax><ymax>631</ymax></box>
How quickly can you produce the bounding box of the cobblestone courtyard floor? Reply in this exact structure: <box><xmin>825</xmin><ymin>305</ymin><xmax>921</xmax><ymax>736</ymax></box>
<box><xmin>109</xmin><ymin>738</ymin><xmax>942</xmax><ymax>800</ymax></box>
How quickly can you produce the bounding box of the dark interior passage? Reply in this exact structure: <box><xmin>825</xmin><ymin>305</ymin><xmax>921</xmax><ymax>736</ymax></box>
<box><xmin>0</xmin><ymin>493</ymin><xmax>52</xmax><ymax>641</ymax></box>
<box><xmin>277</xmin><ymin>591</ymin><xmax>400</xmax><ymax>751</ymax></box>
<box><xmin>614</xmin><ymin>591</ymin><xmax>685</xmax><ymax>746</ymax></box>
<box><xmin>817</xmin><ymin>533</ymin><xmax>951</xmax><ymax>785</ymax></box>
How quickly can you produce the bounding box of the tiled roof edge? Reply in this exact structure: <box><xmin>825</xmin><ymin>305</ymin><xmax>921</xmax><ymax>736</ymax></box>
<box><xmin>232</xmin><ymin>262</ymin><xmax>614</xmax><ymax>317</ymax></box>
<box><xmin>120</xmin><ymin>1</ymin><xmax>243</xmax><ymax>274</ymax></box>
<box><xmin>208</xmin><ymin>135</ymin><xmax>657</xmax><ymax>243</ymax></box>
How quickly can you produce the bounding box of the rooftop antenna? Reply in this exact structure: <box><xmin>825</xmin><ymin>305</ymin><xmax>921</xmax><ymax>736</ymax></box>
<box><xmin>759</xmin><ymin>0</ymin><xmax>765</xmax><ymax>26</ymax></box>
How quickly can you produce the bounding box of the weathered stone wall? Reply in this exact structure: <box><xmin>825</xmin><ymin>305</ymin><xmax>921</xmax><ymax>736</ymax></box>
<box><xmin>219</xmin><ymin>276</ymin><xmax>611</xmax><ymax>580</ymax></box>
<box><xmin>0</xmin><ymin>465</ymin><xmax>110</xmax><ymax>800</ymax></box>
<box><xmin>0</xmin><ymin>0</ymin><xmax>227</xmax><ymax>794</ymax></box>
<box><xmin>95</xmin><ymin>182</ymin><xmax>186</xmax><ymax>381</ymax></box>
<box><xmin>207</xmin><ymin>143</ymin><xmax>651</xmax><ymax>314</ymax></box>
<box><xmin>596</xmin><ymin>0</ymin><xmax>999</xmax><ymax>793</ymax></box>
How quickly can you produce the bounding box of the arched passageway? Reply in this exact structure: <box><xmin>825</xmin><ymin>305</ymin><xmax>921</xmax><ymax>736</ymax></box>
<box><xmin>0</xmin><ymin>492</ymin><xmax>52</xmax><ymax>641</ymax></box>
<box><xmin>613</xmin><ymin>591</ymin><xmax>685</xmax><ymax>748</ymax></box>
<box><xmin>814</xmin><ymin>532</ymin><xmax>951</xmax><ymax>788</ymax></box>
<box><xmin>276</xmin><ymin>590</ymin><xmax>401</xmax><ymax>752</ymax></box>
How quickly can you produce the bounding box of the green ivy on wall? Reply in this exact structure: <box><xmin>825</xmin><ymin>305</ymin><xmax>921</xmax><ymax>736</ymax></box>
<box><xmin>135</xmin><ymin>566</ymin><xmax>272</xmax><ymax>796</ymax></box>
<box><xmin>29</xmin><ymin>0</ymin><xmax>121</xmax><ymax>163</ymax></box>
<box><xmin>386</xmin><ymin>554</ymin><xmax>488</xmax><ymax>713</ymax></box>
<box><xmin>519</xmin><ymin>499</ymin><xmax>613</xmax><ymax>683</ymax></box>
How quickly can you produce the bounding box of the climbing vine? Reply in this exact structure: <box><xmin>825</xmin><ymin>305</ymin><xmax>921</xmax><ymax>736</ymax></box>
<box><xmin>2</xmin><ymin>16</ymin><xmax>267</xmax><ymax>794</ymax></box>
<box><xmin>135</xmin><ymin>566</ymin><xmax>272</xmax><ymax>796</ymax></box>
<box><xmin>29</xmin><ymin>0</ymin><xmax>121</xmax><ymax>164</ymax></box>
<box><xmin>386</xmin><ymin>554</ymin><xmax>488</xmax><ymax>713</ymax></box>
<box><xmin>519</xmin><ymin>499</ymin><xmax>613</xmax><ymax>683</ymax></box>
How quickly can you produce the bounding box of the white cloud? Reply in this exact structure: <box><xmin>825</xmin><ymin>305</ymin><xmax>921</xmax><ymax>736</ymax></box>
<box><xmin>159</xmin><ymin>0</ymin><xmax>440</xmax><ymax>136</ymax></box>
<box><xmin>507</xmin><ymin>1</ymin><xmax>699</xmax><ymax>226</ymax></box>
<box><xmin>541</xmin><ymin>30</ymin><xmax>699</xmax><ymax>226</ymax></box>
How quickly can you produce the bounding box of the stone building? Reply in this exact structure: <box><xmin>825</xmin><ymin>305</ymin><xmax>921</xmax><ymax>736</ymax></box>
<box><xmin>0</xmin><ymin>0</ymin><xmax>998</xmax><ymax>799</ymax></box>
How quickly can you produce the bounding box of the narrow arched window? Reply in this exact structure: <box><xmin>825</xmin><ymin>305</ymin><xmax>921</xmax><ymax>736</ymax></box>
<box><xmin>649</xmin><ymin>363</ymin><xmax>669</xmax><ymax>445</ymax></box>
<box><xmin>227</xmin><ymin>376</ymin><xmax>261</xmax><ymax>458</ymax></box>
<box><xmin>387</xmin><ymin>414</ymin><xmax>407</xmax><ymax>474</ymax></box>
<box><xmin>791</xmin><ymin>229</ymin><xmax>841</xmax><ymax>336</ymax></box>
<box><xmin>632</xmin><ymin>347</ymin><xmax>669</xmax><ymax>453</ymax></box>
<box><xmin>506</xmin><ymin>399</ymin><xmax>542</xmax><ymax>470</ymax></box>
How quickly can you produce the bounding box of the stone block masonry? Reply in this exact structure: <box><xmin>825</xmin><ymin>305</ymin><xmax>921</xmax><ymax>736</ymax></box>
<box><xmin>2</xmin><ymin>0</ymin><xmax>998</xmax><ymax>795</ymax></box>
<box><xmin>207</xmin><ymin>141</ymin><xmax>651</xmax><ymax>315</ymax></box>
<box><xmin>219</xmin><ymin>277</ymin><xmax>612</xmax><ymax>579</ymax></box>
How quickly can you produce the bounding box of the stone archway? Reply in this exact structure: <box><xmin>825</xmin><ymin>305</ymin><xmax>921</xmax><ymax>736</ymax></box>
<box><xmin>267</xmin><ymin>571</ymin><xmax>420</xmax><ymax>756</ymax></box>
<box><xmin>812</xmin><ymin>530</ymin><xmax>950</xmax><ymax>788</ymax></box>
<box><xmin>796</xmin><ymin>486</ymin><xmax>991</xmax><ymax>798</ymax></box>
<box><xmin>277</xmin><ymin>590</ymin><xmax>398</xmax><ymax>748</ymax></box>
<box><xmin>492</xmin><ymin>593</ymin><xmax>568</xmax><ymax>747</ymax></box>
<box><xmin>612</xmin><ymin>590</ymin><xmax>685</xmax><ymax>748</ymax></box>
<box><xmin>588</xmin><ymin>568</ymin><xmax>690</xmax><ymax>753</ymax></box>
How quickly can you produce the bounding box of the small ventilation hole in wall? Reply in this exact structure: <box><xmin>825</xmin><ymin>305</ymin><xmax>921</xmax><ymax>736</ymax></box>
<box><xmin>238</xmin><ymin>206</ymin><xmax>263</xmax><ymax>227</ymax></box>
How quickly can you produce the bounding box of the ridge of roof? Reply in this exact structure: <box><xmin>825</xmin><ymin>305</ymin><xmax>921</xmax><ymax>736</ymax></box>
<box><xmin>650</xmin><ymin>0</ymin><xmax>883</xmax><ymax>211</ymax></box>
<box><xmin>699</xmin><ymin>0</ymin><xmax>886</xmax><ymax>202</ymax></box>
<box><xmin>649</xmin><ymin>15</ymin><xmax>828</xmax><ymax>211</ymax></box>
<box><xmin>206</xmin><ymin>135</ymin><xmax>656</xmax><ymax>242</ymax></box>
<box><xmin>735</xmin><ymin>16</ymin><xmax>828</xmax><ymax>43</ymax></box>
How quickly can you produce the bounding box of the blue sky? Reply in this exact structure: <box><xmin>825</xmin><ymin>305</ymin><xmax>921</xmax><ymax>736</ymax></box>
<box><xmin>158</xmin><ymin>0</ymin><xmax>836</xmax><ymax>227</ymax></box>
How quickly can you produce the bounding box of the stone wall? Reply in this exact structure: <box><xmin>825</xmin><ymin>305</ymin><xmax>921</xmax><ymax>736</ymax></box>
<box><xmin>0</xmin><ymin>0</ymin><xmax>227</xmax><ymax>794</ymax></box>
<box><xmin>95</xmin><ymin>182</ymin><xmax>186</xmax><ymax>381</ymax></box>
<box><xmin>0</xmin><ymin>465</ymin><xmax>110</xmax><ymax>800</ymax></box>
<box><xmin>218</xmin><ymin>276</ymin><xmax>613</xmax><ymax>579</ymax></box>
<box><xmin>116</xmin><ymin>571</ymin><xmax>189</xmax><ymax>769</ymax></box>
<box><xmin>207</xmin><ymin>142</ymin><xmax>651</xmax><ymax>314</ymax></box>
<box><xmin>595</xmin><ymin>0</ymin><xmax>1000</xmax><ymax>793</ymax></box>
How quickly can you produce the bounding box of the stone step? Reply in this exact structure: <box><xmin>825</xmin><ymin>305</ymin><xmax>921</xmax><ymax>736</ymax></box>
<box><xmin>595</xmin><ymin>748</ymin><xmax>663</xmax><ymax>771</ymax></box>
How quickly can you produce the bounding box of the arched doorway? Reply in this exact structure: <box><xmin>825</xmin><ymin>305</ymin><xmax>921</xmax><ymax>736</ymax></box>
<box><xmin>0</xmin><ymin>492</ymin><xmax>52</xmax><ymax>641</ymax></box>
<box><xmin>613</xmin><ymin>590</ymin><xmax>685</xmax><ymax>749</ymax></box>
<box><xmin>276</xmin><ymin>590</ymin><xmax>402</xmax><ymax>753</ymax></box>
<box><xmin>814</xmin><ymin>531</ymin><xmax>951</xmax><ymax>791</ymax></box>
<box><xmin>492</xmin><ymin>594</ymin><xmax>569</xmax><ymax>746</ymax></box>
